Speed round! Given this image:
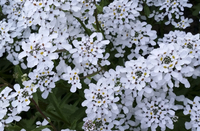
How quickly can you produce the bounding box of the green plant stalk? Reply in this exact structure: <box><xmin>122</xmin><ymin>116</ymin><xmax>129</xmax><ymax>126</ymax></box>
<box><xmin>31</xmin><ymin>98</ymin><xmax>57</xmax><ymax>131</ymax></box>
<box><xmin>98</xmin><ymin>21</ymin><xmax>106</xmax><ymax>39</ymax></box>
<box><xmin>74</xmin><ymin>16</ymin><xmax>92</xmax><ymax>35</ymax></box>
<box><xmin>94</xmin><ymin>0</ymin><xmax>100</xmax><ymax>32</ymax></box>
<box><xmin>80</xmin><ymin>68</ymin><xmax>103</xmax><ymax>79</ymax></box>
<box><xmin>0</xmin><ymin>77</ymin><xmax>13</xmax><ymax>88</ymax></box>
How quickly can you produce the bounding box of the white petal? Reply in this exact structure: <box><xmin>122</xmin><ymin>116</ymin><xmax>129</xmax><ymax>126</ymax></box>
<box><xmin>18</xmin><ymin>51</ymin><xmax>27</xmax><ymax>59</ymax></box>
<box><xmin>70</xmin><ymin>86</ymin><xmax>76</xmax><ymax>93</ymax></box>
<box><xmin>164</xmin><ymin>74</ymin><xmax>171</xmax><ymax>81</ymax></box>
<box><xmin>122</xmin><ymin>106</ymin><xmax>129</xmax><ymax>114</ymax></box>
<box><xmin>42</xmin><ymin>91</ymin><xmax>49</xmax><ymax>99</ymax></box>
<box><xmin>144</xmin><ymin>87</ymin><xmax>152</xmax><ymax>93</ymax></box>
<box><xmin>112</xmin><ymin>104</ymin><xmax>118</xmax><ymax>110</ymax></box>
<box><xmin>185</xmin><ymin>122</ymin><xmax>191</xmax><ymax>130</ymax></box>
<box><xmin>5</xmin><ymin>117</ymin><xmax>13</xmax><ymax>123</ymax></box>
<box><xmin>72</xmin><ymin>6</ymin><xmax>81</xmax><ymax>12</ymax></box>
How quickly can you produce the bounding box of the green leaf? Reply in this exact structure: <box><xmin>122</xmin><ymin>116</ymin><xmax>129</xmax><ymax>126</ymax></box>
<box><xmin>5</xmin><ymin>124</ymin><xmax>22</xmax><ymax>131</ymax></box>
<box><xmin>18</xmin><ymin>117</ymin><xmax>37</xmax><ymax>130</ymax></box>
<box><xmin>59</xmin><ymin>92</ymin><xmax>73</xmax><ymax>107</ymax></box>
<box><xmin>0</xmin><ymin>58</ymin><xmax>12</xmax><ymax>71</ymax></box>
<box><xmin>96</xmin><ymin>4</ymin><xmax>103</xmax><ymax>13</ymax></box>
<box><xmin>61</xmin><ymin>104</ymin><xmax>78</xmax><ymax>120</ymax></box>
<box><xmin>99</xmin><ymin>0</ymin><xmax>110</xmax><ymax>6</ymax></box>
<box><xmin>14</xmin><ymin>65</ymin><xmax>23</xmax><ymax>85</ymax></box>
<box><xmin>69</xmin><ymin>107</ymin><xmax>86</xmax><ymax>129</ymax></box>
<box><xmin>192</xmin><ymin>3</ymin><xmax>200</xmax><ymax>16</ymax></box>
<box><xmin>48</xmin><ymin>93</ymin><xmax>70</xmax><ymax>125</ymax></box>
<box><xmin>144</xmin><ymin>4</ymin><xmax>150</xmax><ymax>17</ymax></box>
<box><xmin>31</xmin><ymin>125</ymin><xmax>52</xmax><ymax>131</ymax></box>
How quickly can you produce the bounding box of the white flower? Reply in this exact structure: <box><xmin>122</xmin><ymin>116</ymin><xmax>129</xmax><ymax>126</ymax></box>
<box><xmin>148</xmin><ymin>43</ymin><xmax>192</xmax><ymax>88</ymax></box>
<box><xmin>18</xmin><ymin>31</ymin><xmax>58</xmax><ymax>68</ymax></box>
<box><xmin>100</xmin><ymin>53</ymin><xmax>110</xmax><ymax>66</ymax></box>
<box><xmin>82</xmin><ymin>77</ymin><xmax>119</xmax><ymax>120</ymax></box>
<box><xmin>62</xmin><ymin>66</ymin><xmax>82</xmax><ymax>93</ymax></box>
<box><xmin>5</xmin><ymin>109</ymin><xmax>21</xmax><ymax>124</ymax></box>
<box><xmin>183</xmin><ymin>96</ymin><xmax>200</xmax><ymax>131</ymax></box>
<box><xmin>61</xmin><ymin>0</ymin><xmax>82</xmax><ymax>12</ymax></box>
<box><xmin>70</xmin><ymin>32</ymin><xmax>109</xmax><ymax>65</ymax></box>
<box><xmin>172</xmin><ymin>16</ymin><xmax>193</xmax><ymax>29</ymax></box>
<box><xmin>103</xmin><ymin>0</ymin><xmax>142</xmax><ymax>28</ymax></box>
<box><xmin>120</xmin><ymin>57</ymin><xmax>152</xmax><ymax>91</ymax></box>
<box><xmin>149</xmin><ymin>0</ymin><xmax>192</xmax><ymax>24</ymax></box>
<box><xmin>135</xmin><ymin>91</ymin><xmax>179</xmax><ymax>131</ymax></box>
<box><xmin>36</xmin><ymin>118</ymin><xmax>51</xmax><ymax>131</ymax></box>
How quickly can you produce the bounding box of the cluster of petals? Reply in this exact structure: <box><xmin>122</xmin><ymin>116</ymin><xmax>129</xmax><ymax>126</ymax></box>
<box><xmin>135</xmin><ymin>91</ymin><xmax>179</xmax><ymax>131</ymax></box>
<box><xmin>183</xmin><ymin>96</ymin><xmax>200</xmax><ymax>131</ymax></box>
<box><xmin>82</xmin><ymin>77</ymin><xmax>120</xmax><ymax>130</ymax></box>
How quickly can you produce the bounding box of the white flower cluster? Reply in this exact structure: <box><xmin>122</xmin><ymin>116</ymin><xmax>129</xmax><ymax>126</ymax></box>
<box><xmin>147</xmin><ymin>0</ymin><xmax>192</xmax><ymax>25</ymax></box>
<box><xmin>70</xmin><ymin>32</ymin><xmax>109</xmax><ymax>65</ymax></box>
<box><xmin>183</xmin><ymin>96</ymin><xmax>200</xmax><ymax>131</ymax></box>
<box><xmin>97</xmin><ymin>0</ymin><xmax>157</xmax><ymax>59</ymax></box>
<box><xmin>0</xmin><ymin>0</ymin><xmax>199</xmax><ymax>131</ymax></box>
<box><xmin>82</xmin><ymin>77</ymin><xmax>120</xmax><ymax>130</ymax></box>
<box><xmin>135</xmin><ymin>91</ymin><xmax>179</xmax><ymax>131</ymax></box>
<box><xmin>82</xmin><ymin>31</ymin><xmax>200</xmax><ymax>130</ymax></box>
<box><xmin>0</xmin><ymin>84</ymin><xmax>33</xmax><ymax>130</ymax></box>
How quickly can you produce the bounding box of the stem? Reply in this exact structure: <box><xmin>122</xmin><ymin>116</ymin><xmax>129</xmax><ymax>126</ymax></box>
<box><xmin>80</xmin><ymin>68</ymin><xmax>103</xmax><ymax>79</ymax></box>
<box><xmin>0</xmin><ymin>77</ymin><xmax>13</xmax><ymax>88</ymax></box>
<box><xmin>94</xmin><ymin>0</ymin><xmax>100</xmax><ymax>32</ymax></box>
<box><xmin>74</xmin><ymin>16</ymin><xmax>92</xmax><ymax>35</ymax></box>
<box><xmin>31</xmin><ymin>98</ymin><xmax>57</xmax><ymax>131</ymax></box>
<box><xmin>55</xmin><ymin>49</ymin><xmax>67</xmax><ymax>53</ymax></box>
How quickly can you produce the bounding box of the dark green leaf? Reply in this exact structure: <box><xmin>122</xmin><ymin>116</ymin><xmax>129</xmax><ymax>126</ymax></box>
<box><xmin>18</xmin><ymin>117</ymin><xmax>37</xmax><ymax>130</ymax></box>
<box><xmin>144</xmin><ymin>4</ymin><xmax>150</xmax><ymax>17</ymax></box>
<box><xmin>96</xmin><ymin>4</ymin><xmax>103</xmax><ymax>13</ymax></box>
<box><xmin>5</xmin><ymin>124</ymin><xmax>22</xmax><ymax>131</ymax></box>
<box><xmin>31</xmin><ymin>125</ymin><xmax>52</xmax><ymax>131</ymax></box>
<box><xmin>14</xmin><ymin>65</ymin><xmax>23</xmax><ymax>85</ymax></box>
<box><xmin>69</xmin><ymin>107</ymin><xmax>86</xmax><ymax>129</ymax></box>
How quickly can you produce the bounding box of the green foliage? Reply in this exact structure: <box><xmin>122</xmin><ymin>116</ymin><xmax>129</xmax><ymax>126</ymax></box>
<box><xmin>96</xmin><ymin>4</ymin><xmax>103</xmax><ymax>14</ymax></box>
<box><xmin>17</xmin><ymin>116</ymin><xmax>37</xmax><ymax>130</ymax></box>
<box><xmin>99</xmin><ymin>0</ymin><xmax>112</xmax><ymax>7</ymax></box>
<box><xmin>14</xmin><ymin>65</ymin><xmax>23</xmax><ymax>85</ymax></box>
<box><xmin>144</xmin><ymin>4</ymin><xmax>151</xmax><ymax>17</ymax></box>
<box><xmin>28</xmin><ymin>84</ymin><xmax>86</xmax><ymax>130</ymax></box>
<box><xmin>192</xmin><ymin>3</ymin><xmax>200</xmax><ymax>16</ymax></box>
<box><xmin>5</xmin><ymin>124</ymin><xmax>22</xmax><ymax>131</ymax></box>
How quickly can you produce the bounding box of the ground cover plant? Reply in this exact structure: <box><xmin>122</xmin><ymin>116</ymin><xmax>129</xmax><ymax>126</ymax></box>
<box><xmin>1</xmin><ymin>0</ymin><xmax>200</xmax><ymax>131</ymax></box>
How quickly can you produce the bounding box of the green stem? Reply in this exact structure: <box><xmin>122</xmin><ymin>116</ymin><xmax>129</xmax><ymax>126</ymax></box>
<box><xmin>94</xmin><ymin>0</ymin><xmax>100</xmax><ymax>32</ymax></box>
<box><xmin>31</xmin><ymin>98</ymin><xmax>57</xmax><ymax>131</ymax></box>
<box><xmin>0</xmin><ymin>77</ymin><xmax>13</xmax><ymax>88</ymax></box>
<box><xmin>74</xmin><ymin>16</ymin><xmax>92</xmax><ymax>35</ymax></box>
<box><xmin>80</xmin><ymin>68</ymin><xmax>103</xmax><ymax>79</ymax></box>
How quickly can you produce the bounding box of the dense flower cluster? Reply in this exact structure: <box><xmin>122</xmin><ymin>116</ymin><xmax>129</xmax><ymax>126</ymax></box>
<box><xmin>183</xmin><ymin>96</ymin><xmax>200</xmax><ymax>131</ymax></box>
<box><xmin>0</xmin><ymin>0</ymin><xmax>199</xmax><ymax>131</ymax></box>
<box><xmin>135</xmin><ymin>91</ymin><xmax>179</xmax><ymax>131</ymax></box>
